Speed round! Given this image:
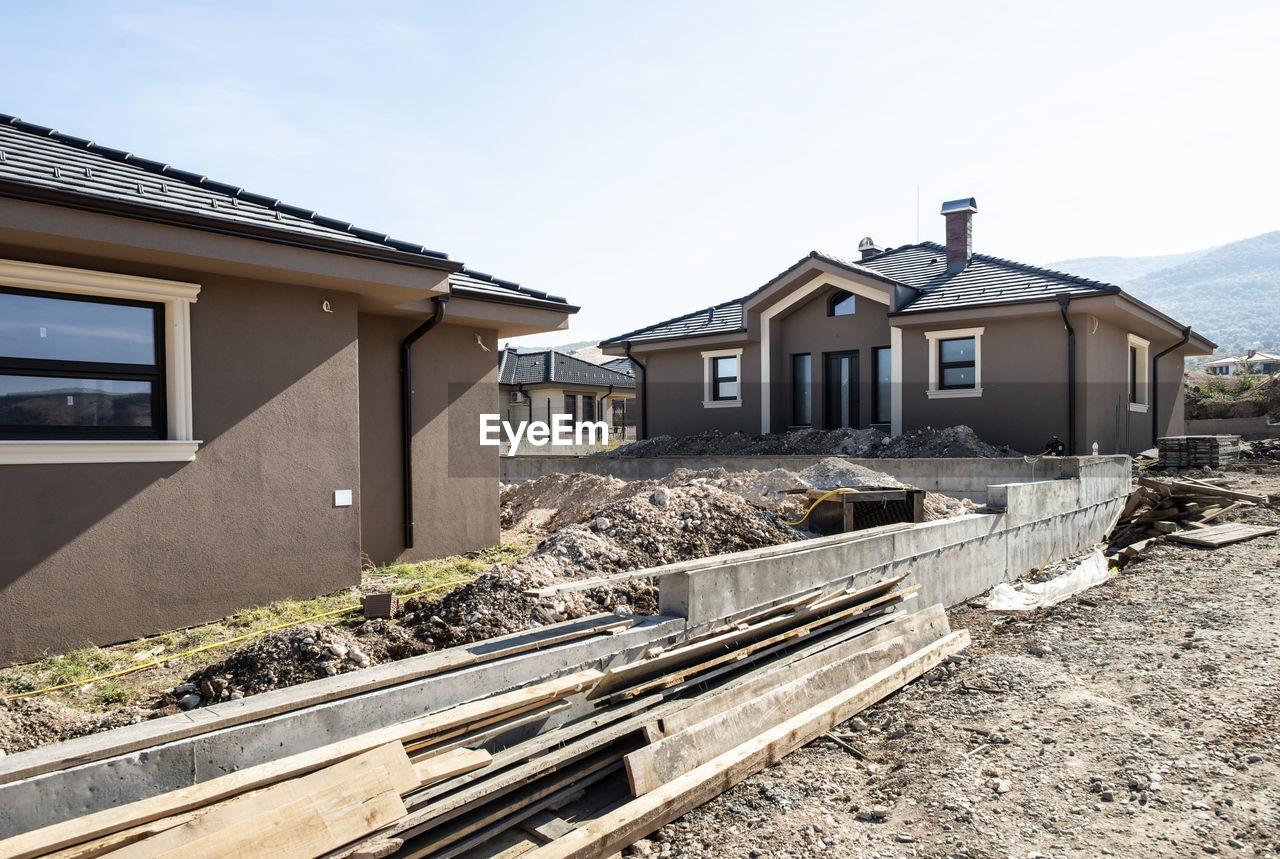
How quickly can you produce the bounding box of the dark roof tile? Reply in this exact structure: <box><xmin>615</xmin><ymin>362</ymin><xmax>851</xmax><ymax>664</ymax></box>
<box><xmin>499</xmin><ymin>348</ymin><xmax>636</xmax><ymax>388</ymax></box>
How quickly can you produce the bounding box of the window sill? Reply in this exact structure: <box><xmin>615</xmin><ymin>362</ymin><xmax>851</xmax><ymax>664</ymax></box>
<box><xmin>0</xmin><ymin>439</ymin><xmax>201</xmax><ymax>465</ymax></box>
<box><xmin>702</xmin><ymin>400</ymin><xmax>743</xmax><ymax>409</ymax></box>
<box><xmin>1128</xmin><ymin>402</ymin><xmax>1150</xmax><ymax>414</ymax></box>
<box><xmin>925</xmin><ymin>387</ymin><xmax>983</xmax><ymax>399</ymax></box>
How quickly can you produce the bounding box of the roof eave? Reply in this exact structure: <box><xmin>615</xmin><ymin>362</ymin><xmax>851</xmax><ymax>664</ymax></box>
<box><xmin>0</xmin><ymin>180</ymin><xmax>464</xmax><ymax>273</ymax></box>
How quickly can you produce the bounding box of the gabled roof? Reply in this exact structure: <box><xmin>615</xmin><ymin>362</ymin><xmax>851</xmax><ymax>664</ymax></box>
<box><xmin>863</xmin><ymin>242</ymin><xmax>1119</xmax><ymax>314</ymax></box>
<box><xmin>0</xmin><ymin>114</ymin><xmax>573</xmax><ymax>310</ymax></box>
<box><xmin>600</xmin><ymin>357</ymin><xmax>635</xmax><ymax>376</ymax></box>
<box><xmin>499</xmin><ymin>348</ymin><xmax>636</xmax><ymax>388</ymax></box>
<box><xmin>601</xmin><ymin>243</ymin><xmax>1128</xmax><ymax>344</ymax></box>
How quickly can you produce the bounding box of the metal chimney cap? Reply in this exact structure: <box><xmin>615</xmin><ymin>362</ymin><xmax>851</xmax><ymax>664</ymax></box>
<box><xmin>857</xmin><ymin>236</ymin><xmax>883</xmax><ymax>251</ymax></box>
<box><xmin>940</xmin><ymin>197</ymin><xmax>978</xmax><ymax>215</ymax></box>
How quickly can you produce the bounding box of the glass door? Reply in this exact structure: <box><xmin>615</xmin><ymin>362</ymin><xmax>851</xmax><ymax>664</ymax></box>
<box><xmin>824</xmin><ymin>351</ymin><xmax>859</xmax><ymax>429</ymax></box>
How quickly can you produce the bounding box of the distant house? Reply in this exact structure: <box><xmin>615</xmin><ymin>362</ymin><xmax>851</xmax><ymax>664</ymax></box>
<box><xmin>0</xmin><ymin>115</ymin><xmax>576</xmax><ymax>662</ymax></box>
<box><xmin>498</xmin><ymin>348</ymin><xmax>636</xmax><ymax>444</ymax></box>
<box><xmin>601</xmin><ymin>198</ymin><xmax>1214</xmax><ymax>455</ymax></box>
<box><xmin>1204</xmin><ymin>350</ymin><xmax>1280</xmax><ymax>376</ymax></box>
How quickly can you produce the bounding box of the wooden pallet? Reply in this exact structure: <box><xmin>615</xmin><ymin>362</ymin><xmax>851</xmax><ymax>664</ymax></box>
<box><xmin>1166</xmin><ymin>523</ymin><xmax>1279</xmax><ymax>547</ymax></box>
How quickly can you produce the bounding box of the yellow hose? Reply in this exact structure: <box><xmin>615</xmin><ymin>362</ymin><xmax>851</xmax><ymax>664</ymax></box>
<box><xmin>4</xmin><ymin>577</ymin><xmax>474</xmax><ymax>701</ymax></box>
<box><xmin>781</xmin><ymin>488</ymin><xmax>863</xmax><ymax>526</ymax></box>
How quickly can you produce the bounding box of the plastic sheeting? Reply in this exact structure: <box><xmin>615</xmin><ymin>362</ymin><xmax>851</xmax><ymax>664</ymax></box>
<box><xmin>986</xmin><ymin>549</ymin><xmax>1113</xmax><ymax>611</ymax></box>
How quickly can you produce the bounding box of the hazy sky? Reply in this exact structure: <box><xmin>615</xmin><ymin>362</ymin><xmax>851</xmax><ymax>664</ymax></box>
<box><xmin>4</xmin><ymin>1</ymin><xmax>1278</xmax><ymax>345</ymax></box>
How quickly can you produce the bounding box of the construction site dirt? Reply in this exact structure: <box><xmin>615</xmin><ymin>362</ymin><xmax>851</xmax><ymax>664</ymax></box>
<box><xmin>640</xmin><ymin>466</ymin><xmax>1280</xmax><ymax>859</ymax></box>
<box><xmin>0</xmin><ymin>459</ymin><xmax>973</xmax><ymax>753</ymax></box>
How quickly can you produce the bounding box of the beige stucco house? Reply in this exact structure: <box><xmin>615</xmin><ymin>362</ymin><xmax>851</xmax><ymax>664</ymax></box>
<box><xmin>601</xmin><ymin>198</ymin><xmax>1214</xmax><ymax>455</ymax></box>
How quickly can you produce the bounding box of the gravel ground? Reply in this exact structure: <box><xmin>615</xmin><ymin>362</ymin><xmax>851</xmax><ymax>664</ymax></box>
<box><xmin>637</xmin><ymin>467</ymin><xmax>1280</xmax><ymax>859</ymax></box>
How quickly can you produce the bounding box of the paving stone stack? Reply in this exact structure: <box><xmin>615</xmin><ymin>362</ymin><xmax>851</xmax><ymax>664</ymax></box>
<box><xmin>1156</xmin><ymin>435</ymin><xmax>1241</xmax><ymax>469</ymax></box>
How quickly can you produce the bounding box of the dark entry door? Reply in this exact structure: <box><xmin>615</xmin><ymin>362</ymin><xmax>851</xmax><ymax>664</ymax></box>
<box><xmin>824</xmin><ymin>351</ymin><xmax>859</xmax><ymax>429</ymax></box>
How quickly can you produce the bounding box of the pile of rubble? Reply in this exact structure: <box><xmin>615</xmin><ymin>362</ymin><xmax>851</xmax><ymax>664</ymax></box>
<box><xmin>1242</xmin><ymin>438</ymin><xmax>1280</xmax><ymax>461</ymax></box>
<box><xmin>605</xmin><ymin>424</ymin><xmax>1017</xmax><ymax>459</ymax></box>
<box><xmin>502</xmin><ymin>458</ymin><xmax>977</xmax><ymax>532</ymax></box>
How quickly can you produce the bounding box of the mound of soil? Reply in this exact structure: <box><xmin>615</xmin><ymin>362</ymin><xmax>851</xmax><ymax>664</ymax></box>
<box><xmin>1186</xmin><ymin>371</ymin><xmax>1280</xmax><ymax>420</ymax></box>
<box><xmin>604</xmin><ymin>424</ymin><xmax>1016</xmax><ymax>459</ymax></box>
<box><xmin>406</xmin><ymin>482</ymin><xmax>804</xmax><ymax>650</ymax></box>
<box><xmin>0</xmin><ymin>698</ymin><xmax>151</xmax><ymax>755</ymax></box>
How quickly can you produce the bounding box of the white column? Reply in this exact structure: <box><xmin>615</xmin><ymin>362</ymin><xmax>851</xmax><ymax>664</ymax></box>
<box><xmin>890</xmin><ymin>326</ymin><xmax>903</xmax><ymax>437</ymax></box>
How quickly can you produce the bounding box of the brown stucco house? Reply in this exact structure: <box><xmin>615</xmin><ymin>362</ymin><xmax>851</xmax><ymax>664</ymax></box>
<box><xmin>497</xmin><ymin>348</ymin><xmax>636</xmax><ymax>447</ymax></box>
<box><xmin>0</xmin><ymin>115</ymin><xmax>576</xmax><ymax>663</ymax></box>
<box><xmin>601</xmin><ymin>198</ymin><xmax>1214</xmax><ymax>456</ymax></box>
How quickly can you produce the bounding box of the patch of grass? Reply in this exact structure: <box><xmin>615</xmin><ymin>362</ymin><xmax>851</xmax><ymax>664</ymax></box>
<box><xmin>90</xmin><ymin>680</ymin><xmax>133</xmax><ymax>710</ymax></box>
<box><xmin>0</xmin><ymin>540</ymin><xmax>533</xmax><ymax>711</ymax></box>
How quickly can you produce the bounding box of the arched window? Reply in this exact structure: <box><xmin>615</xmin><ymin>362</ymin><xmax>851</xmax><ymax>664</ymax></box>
<box><xmin>828</xmin><ymin>289</ymin><xmax>856</xmax><ymax>316</ymax></box>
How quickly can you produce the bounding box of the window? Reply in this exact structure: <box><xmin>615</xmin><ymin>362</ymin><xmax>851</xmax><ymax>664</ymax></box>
<box><xmin>582</xmin><ymin>394</ymin><xmax>596</xmax><ymax>423</ymax></box>
<box><xmin>0</xmin><ymin>259</ymin><xmax>200</xmax><ymax>464</ymax></box>
<box><xmin>0</xmin><ymin>288</ymin><xmax>165</xmax><ymax>439</ymax></box>
<box><xmin>712</xmin><ymin>357</ymin><xmax>738</xmax><ymax>400</ymax></box>
<box><xmin>791</xmin><ymin>354</ymin><xmax>812</xmax><ymax>426</ymax></box>
<box><xmin>1127</xmin><ymin>333</ymin><xmax>1150</xmax><ymax>412</ymax></box>
<box><xmin>563</xmin><ymin>393</ymin><xmax>578</xmax><ymax>420</ymax></box>
<box><xmin>924</xmin><ymin>327</ymin><xmax>983</xmax><ymax>398</ymax></box>
<box><xmin>873</xmin><ymin>346</ymin><xmax>892</xmax><ymax>423</ymax></box>
<box><xmin>828</xmin><ymin>290</ymin><xmax>856</xmax><ymax>317</ymax></box>
<box><xmin>701</xmin><ymin>348</ymin><xmax>743</xmax><ymax>407</ymax></box>
<box><xmin>938</xmin><ymin>338</ymin><xmax>976</xmax><ymax>389</ymax></box>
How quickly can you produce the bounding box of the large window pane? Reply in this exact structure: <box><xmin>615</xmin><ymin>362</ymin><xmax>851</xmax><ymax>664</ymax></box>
<box><xmin>939</xmin><ymin>338</ymin><xmax>974</xmax><ymax>364</ymax></box>
<box><xmin>792</xmin><ymin>354</ymin><xmax>811</xmax><ymax>425</ymax></box>
<box><xmin>0</xmin><ymin>375</ymin><xmax>153</xmax><ymax>427</ymax></box>
<box><xmin>0</xmin><ymin>291</ymin><xmax>157</xmax><ymax>365</ymax></box>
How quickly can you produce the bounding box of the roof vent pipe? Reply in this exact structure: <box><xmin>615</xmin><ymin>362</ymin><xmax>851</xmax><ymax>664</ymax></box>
<box><xmin>857</xmin><ymin>237</ymin><xmax>884</xmax><ymax>259</ymax></box>
<box><xmin>940</xmin><ymin>197</ymin><xmax>977</xmax><ymax>273</ymax></box>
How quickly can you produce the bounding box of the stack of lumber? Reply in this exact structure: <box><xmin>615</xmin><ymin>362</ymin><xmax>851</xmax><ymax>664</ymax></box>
<box><xmin>1156</xmin><ymin>434</ymin><xmax>1241</xmax><ymax>468</ymax></box>
<box><xmin>1</xmin><ymin>574</ymin><xmax>968</xmax><ymax>859</ymax></box>
<box><xmin>1108</xmin><ymin>475</ymin><xmax>1274</xmax><ymax>564</ymax></box>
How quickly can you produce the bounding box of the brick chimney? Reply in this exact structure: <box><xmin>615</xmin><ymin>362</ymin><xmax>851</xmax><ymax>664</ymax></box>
<box><xmin>857</xmin><ymin>237</ymin><xmax>884</xmax><ymax>259</ymax></box>
<box><xmin>940</xmin><ymin>197</ymin><xmax>977</xmax><ymax>273</ymax></box>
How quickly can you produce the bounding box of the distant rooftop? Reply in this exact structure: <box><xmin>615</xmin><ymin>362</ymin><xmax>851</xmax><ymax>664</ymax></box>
<box><xmin>499</xmin><ymin>348</ymin><xmax>636</xmax><ymax>388</ymax></box>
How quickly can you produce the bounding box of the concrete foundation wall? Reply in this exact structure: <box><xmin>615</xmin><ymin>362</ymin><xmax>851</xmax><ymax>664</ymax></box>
<box><xmin>0</xmin><ymin>455</ymin><xmax>1130</xmax><ymax>837</ymax></box>
<box><xmin>1184</xmin><ymin>416</ymin><xmax>1277</xmax><ymax>440</ymax></box>
<box><xmin>658</xmin><ymin>456</ymin><xmax>1129</xmax><ymax>625</ymax></box>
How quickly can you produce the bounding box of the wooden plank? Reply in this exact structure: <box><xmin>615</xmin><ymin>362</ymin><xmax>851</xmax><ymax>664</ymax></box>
<box><xmin>0</xmin><ymin>615</ymin><xmax>629</xmax><ymax>787</ymax></box>
<box><xmin>599</xmin><ymin>588</ymin><xmax>917</xmax><ymax>704</ymax></box>
<box><xmin>409</xmin><ymin>701</ymin><xmax>572</xmax><ymax>763</ymax></box>
<box><xmin>658</xmin><ymin>604</ymin><xmax>949</xmax><ymax>737</ymax></box>
<box><xmin>625</xmin><ymin>634</ymin><xmax>915</xmax><ymax>795</ymax></box>
<box><xmin>589</xmin><ymin>576</ymin><xmax>911</xmax><ymax>700</ymax></box>
<box><xmin>0</xmin><ymin>671</ymin><xmax>599</xmax><ymax>859</ymax></box>
<box><xmin>518</xmin><ymin>810</ymin><xmax>578</xmax><ymax>842</ymax></box>
<box><xmin>1167</xmin><ymin>523</ymin><xmax>1279</xmax><ymax>547</ymax></box>
<box><xmin>1140</xmin><ymin>477</ymin><xmax>1267</xmax><ymax>504</ymax></box>
<box><xmin>402</xmin><ymin>697</ymin><xmax>572</xmax><ymax>754</ymax></box>
<box><xmin>109</xmin><ymin>743</ymin><xmax>411</xmax><ymax>859</ymax></box>
<box><xmin>522</xmin><ymin>630</ymin><xmax>972</xmax><ymax>859</ymax></box>
<box><xmin>413</xmin><ymin>749</ymin><xmax>493</xmax><ymax>787</ymax></box>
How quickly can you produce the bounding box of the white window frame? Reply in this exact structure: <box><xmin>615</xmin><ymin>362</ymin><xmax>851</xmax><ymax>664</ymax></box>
<box><xmin>1128</xmin><ymin>333</ymin><xmax>1150</xmax><ymax>413</ymax></box>
<box><xmin>924</xmin><ymin>327</ymin><xmax>983</xmax><ymax>399</ymax></box>
<box><xmin>0</xmin><ymin>258</ymin><xmax>201</xmax><ymax>465</ymax></box>
<box><xmin>702</xmin><ymin>347</ymin><xmax>743</xmax><ymax>408</ymax></box>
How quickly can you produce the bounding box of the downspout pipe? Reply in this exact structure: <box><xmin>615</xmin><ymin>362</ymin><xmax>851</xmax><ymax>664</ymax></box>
<box><xmin>401</xmin><ymin>295</ymin><xmax>449</xmax><ymax>550</ymax></box>
<box><xmin>1152</xmin><ymin>326</ymin><xmax>1191</xmax><ymax>449</ymax></box>
<box><xmin>623</xmin><ymin>341</ymin><xmax>647</xmax><ymax>440</ymax></box>
<box><xmin>1057</xmin><ymin>295</ymin><xmax>1076</xmax><ymax>456</ymax></box>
